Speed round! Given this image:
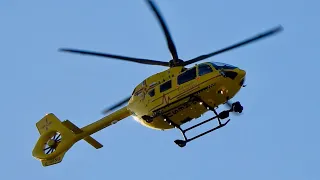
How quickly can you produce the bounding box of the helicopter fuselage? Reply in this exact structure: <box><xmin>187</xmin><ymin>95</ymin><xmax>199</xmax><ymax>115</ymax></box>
<box><xmin>127</xmin><ymin>61</ymin><xmax>246</xmax><ymax>130</ymax></box>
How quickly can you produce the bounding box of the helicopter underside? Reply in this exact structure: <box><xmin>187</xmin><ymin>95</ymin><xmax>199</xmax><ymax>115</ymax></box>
<box><xmin>133</xmin><ymin>76</ymin><xmax>244</xmax><ymax>130</ymax></box>
<box><xmin>129</xmin><ymin>76</ymin><xmax>245</xmax><ymax>147</ymax></box>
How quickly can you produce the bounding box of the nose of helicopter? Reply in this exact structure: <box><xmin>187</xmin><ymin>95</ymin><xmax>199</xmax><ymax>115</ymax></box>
<box><xmin>238</xmin><ymin>69</ymin><xmax>246</xmax><ymax>86</ymax></box>
<box><xmin>223</xmin><ymin>67</ymin><xmax>245</xmax><ymax>78</ymax></box>
<box><xmin>223</xmin><ymin>68</ymin><xmax>246</xmax><ymax>87</ymax></box>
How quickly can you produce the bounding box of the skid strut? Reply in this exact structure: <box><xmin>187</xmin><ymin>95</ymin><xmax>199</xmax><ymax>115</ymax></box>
<box><xmin>163</xmin><ymin>96</ymin><xmax>237</xmax><ymax>147</ymax></box>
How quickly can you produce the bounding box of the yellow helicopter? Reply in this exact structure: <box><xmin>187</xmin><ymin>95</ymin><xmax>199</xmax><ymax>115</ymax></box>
<box><xmin>32</xmin><ymin>0</ymin><xmax>283</xmax><ymax>167</ymax></box>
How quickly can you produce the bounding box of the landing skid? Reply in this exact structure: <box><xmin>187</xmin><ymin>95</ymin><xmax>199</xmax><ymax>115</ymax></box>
<box><xmin>163</xmin><ymin>96</ymin><xmax>243</xmax><ymax>147</ymax></box>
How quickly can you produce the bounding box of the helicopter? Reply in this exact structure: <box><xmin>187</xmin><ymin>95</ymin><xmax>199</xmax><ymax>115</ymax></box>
<box><xmin>32</xmin><ymin>0</ymin><xmax>283</xmax><ymax>167</ymax></box>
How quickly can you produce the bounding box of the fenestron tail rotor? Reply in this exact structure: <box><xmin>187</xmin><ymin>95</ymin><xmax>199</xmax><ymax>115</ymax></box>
<box><xmin>43</xmin><ymin>132</ymin><xmax>61</xmax><ymax>154</ymax></box>
<box><xmin>33</xmin><ymin>113</ymin><xmax>110</xmax><ymax>167</ymax></box>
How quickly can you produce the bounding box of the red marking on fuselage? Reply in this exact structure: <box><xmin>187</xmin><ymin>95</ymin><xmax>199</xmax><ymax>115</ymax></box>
<box><xmin>149</xmin><ymin>74</ymin><xmax>222</xmax><ymax>111</ymax></box>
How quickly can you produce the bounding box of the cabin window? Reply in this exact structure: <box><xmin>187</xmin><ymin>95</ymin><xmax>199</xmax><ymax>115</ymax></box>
<box><xmin>148</xmin><ymin>89</ymin><xmax>155</xmax><ymax>97</ymax></box>
<box><xmin>160</xmin><ymin>80</ymin><xmax>172</xmax><ymax>92</ymax></box>
<box><xmin>198</xmin><ymin>63</ymin><xmax>213</xmax><ymax>76</ymax></box>
<box><xmin>177</xmin><ymin>68</ymin><xmax>196</xmax><ymax>85</ymax></box>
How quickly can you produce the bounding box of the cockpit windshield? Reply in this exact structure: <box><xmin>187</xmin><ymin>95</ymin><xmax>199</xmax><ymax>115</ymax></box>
<box><xmin>209</xmin><ymin>62</ymin><xmax>237</xmax><ymax>70</ymax></box>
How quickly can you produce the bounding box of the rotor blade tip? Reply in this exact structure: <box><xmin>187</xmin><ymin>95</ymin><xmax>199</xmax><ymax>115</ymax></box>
<box><xmin>279</xmin><ymin>25</ymin><xmax>284</xmax><ymax>31</ymax></box>
<box><xmin>102</xmin><ymin>109</ymin><xmax>110</xmax><ymax>115</ymax></box>
<box><xmin>58</xmin><ymin>48</ymin><xmax>67</xmax><ymax>52</ymax></box>
<box><xmin>274</xmin><ymin>25</ymin><xmax>284</xmax><ymax>32</ymax></box>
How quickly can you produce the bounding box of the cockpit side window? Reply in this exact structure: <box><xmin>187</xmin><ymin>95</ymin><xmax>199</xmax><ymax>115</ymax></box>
<box><xmin>160</xmin><ymin>80</ymin><xmax>172</xmax><ymax>92</ymax></box>
<box><xmin>198</xmin><ymin>64</ymin><xmax>213</xmax><ymax>76</ymax></box>
<box><xmin>148</xmin><ymin>89</ymin><xmax>155</xmax><ymax>97</ymax></box>
<box><xmin>177</xmin><ymin>67</ymin><xmax>196</xmax><ymax>85</ymax></box>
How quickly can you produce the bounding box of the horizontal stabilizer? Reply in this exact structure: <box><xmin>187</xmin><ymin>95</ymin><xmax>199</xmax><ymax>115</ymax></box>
<box><xmin>62</xmin><ymin>120</ymin><xmax>103</xmax><ymax>149</ymax></box>
<box><xmin>61</xmin><ymin>120</ymin><xmax>83</xmax><ymax>134</ymax></box>
<box><xmin>83</xmin><ymin>136</ymin><xmax>103</xmax><ymax>149</ymax></box>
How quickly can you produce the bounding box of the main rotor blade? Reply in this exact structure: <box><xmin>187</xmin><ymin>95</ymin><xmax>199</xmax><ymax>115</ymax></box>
<box><xmin>146</xmin><ymin>0</ymin><xmax>179</xmax><ymax>60</ymax></box>
<box><xmin>102</xmin><ymin>96</ymin><xmax>131</xmax><ymax>115</ymax></box>
<box><xmin>59</xmin><ymin>48</ymin><xmax>170</xmax><ymax>67</ymax></box>
<box><xmin>183</xmin><ymin>25</ymin><xmax>284</xmax><ymax>66</ymax></box>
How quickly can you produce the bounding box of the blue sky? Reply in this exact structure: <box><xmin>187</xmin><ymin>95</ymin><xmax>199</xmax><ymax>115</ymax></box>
<box><xmin>1</xmin><ymin>0</ymin><xmax>319</xmax><ymax>179</ymax></box>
